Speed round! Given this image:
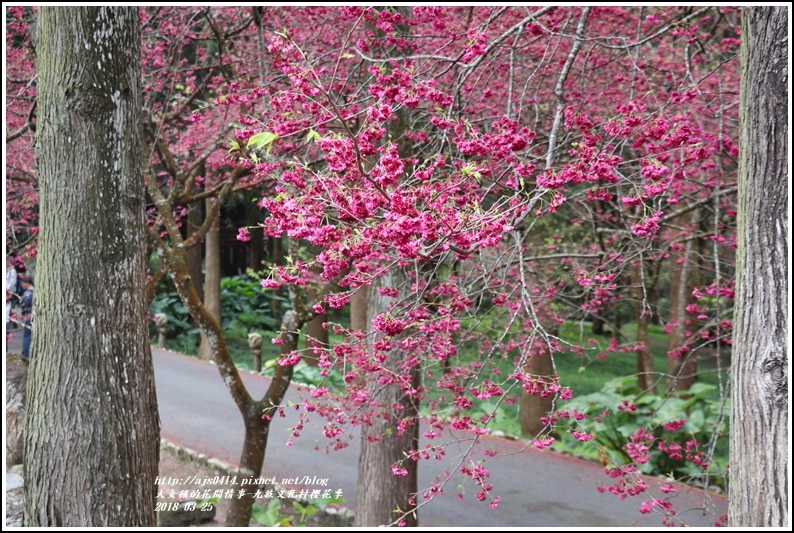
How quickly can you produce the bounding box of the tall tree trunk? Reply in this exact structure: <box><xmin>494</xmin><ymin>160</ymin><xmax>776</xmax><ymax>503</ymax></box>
<box><xmin>187</xmin><ymin>200</ymin><xmax>205</xmax><ymax>303</ymax></box>
<box><xmin>270</xmin><ymin>233</ymin><xmax>284</xmax><ymax>314</ymax></box>
<box><xmin>350</xmin><ymin>288</ymin><xmax>368</xmax><ymax>333</ymax></box>
<box><xmin>666</xmin><ymin>219</ymin><xmax>701</xmax><ymax>392</ymax></box>
<box><xmin>199</xmin><ymin>200</ymin><xmax>221</xmax><ymax>361</ymax></box>
<box><xmin>246</xmin><ymin>199</ymin><xmax>265</xmax><ymax>272</ymax></box>
<box><xmin>520</xmin><ymin>336</ymin><xmax>556</xmax><ymax>437</ymax></box>
<box><xmin>24</xmin><ymin>7</ymin><xmax>159</xmax><ymax>526</ymax></box>
<box><xmin>729</xmin><ymin>6</ymin><xmax>788</xmax><ymax>527</ymax></box>
<box><xmin>354</xmin><ymin>266</ymin><xmax>419</xmax><ymax>527</ymax></box>
<box><xmin>630</xmin><ymin>264</ymin><xmax>657</xmax><ymax>394</ymax></box>
<box><xmin>355</xmin><ymin>9</ymin><xmax>419</xmax><ymax>524</ymax></box>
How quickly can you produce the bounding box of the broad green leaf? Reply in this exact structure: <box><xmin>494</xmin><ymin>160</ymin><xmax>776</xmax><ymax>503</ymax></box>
<box><xmin>247</xmin><ymin>131</ymin><xmax>279</xmax><ymax>151</ymax></box>
<box><xmin>306</xmin><ymin>129</ymin><xmax>322</xmax><ymax>143</ymax></box>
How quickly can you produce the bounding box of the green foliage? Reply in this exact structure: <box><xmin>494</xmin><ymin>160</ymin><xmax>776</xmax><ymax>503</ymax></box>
<box><xmin>252</xmin><ymin>499</ymin><xmax>292</xmax><ymax>527</ymax></box>
<box><xmin>467</xmin><ymin>399</ymin><xmax>522</xmax><ymax>437</ymax></box>
<box><xmin>554</xmin><ymin>377</ymin><xmax>729</xmax><ymax>488</ymax></box>
<box><xmin>251</xmin><ymin>495</ymin><xmax>345</xmax><ymax>527</ymax></box>
<box><xmin>292</xmin><ymin>500</ymin><xmax>319</xmax><ymax>524</ymax></box>
<box><xmin>149</xmin><ymin>273</ymin><xmax>287</xmax><ymax>356</ymax></box>
<box><xmin>247</xmin><ymin>131</ymin><xmax>278</xmax><ymax>157</ymax></box>
<box><xmin>220</xmin><ymin>274</ymin><xmax>283</xmax><ymax>331</ymax></box>
<box><xmin>149</xmin><ymin>277</ymin><xmax>202</xmax><ymax>352</ymax></box>
<box><xmin>262</xmin><ymin>359</ymin><xmax>345</xmax><ymax>391</ymax></box>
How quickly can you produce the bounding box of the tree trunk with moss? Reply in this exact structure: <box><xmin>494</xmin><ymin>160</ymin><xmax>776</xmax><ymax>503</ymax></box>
<box><xmin>24</xmin><ymin>7</ymin><xmax>159</xmax><ymax>526</ymax></box>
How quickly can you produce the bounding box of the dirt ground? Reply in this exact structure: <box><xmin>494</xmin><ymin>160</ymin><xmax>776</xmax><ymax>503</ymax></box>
<box><xmin>4</xmin><ymin>442</ymin><xmax>350</xmax><ymax>527</ymax></box>
<box><xmin>156</xmin><ymin>442</ymin><xmax>232</xmax><ymax>527</ymax></box>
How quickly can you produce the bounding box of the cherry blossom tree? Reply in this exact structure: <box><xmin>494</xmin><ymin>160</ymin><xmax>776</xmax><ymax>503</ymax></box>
<box><xmin>239</xmin><ymin>6</ymin><xmax>740</xmax><ymax>525</ymax></box>
<box><xmin>138</xmin><ymin>7</ymin><xmax>301</xmax><ymax>525</ymax></box>
<box><xmin>5</xmin><ymin>6</ymin><xmax>747</xmax><ymax>527</ymax></box>
<box><xmin>5</xmin><ymin>6</ymin><xmax>38</xmax><ymax>260</ymax></box>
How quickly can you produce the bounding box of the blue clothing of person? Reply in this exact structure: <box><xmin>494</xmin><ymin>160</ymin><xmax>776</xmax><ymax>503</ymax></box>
<box><xmin>20</xmin><ymin>287</ymin><xmax>33</xmax><ymax>357</ymax></box>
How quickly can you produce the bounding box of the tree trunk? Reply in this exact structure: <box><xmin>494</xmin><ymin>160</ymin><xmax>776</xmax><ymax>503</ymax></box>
<box><xmin>224</xmin><ymin>409</ymin><xmax>270</xmax><ymax>527</ymax></box>
<box><xmin>520</xmin><ymin>270</ymin><xmax>557</xmax><ymax>437</ymax></box>
<box><xmin>225</xmin><ymin>310</ymin><xmax>298</xmax><ymax>526</ymax></box>
<box><xmin>355</xmin><ymin>9</ymin><xmax>419</xmax><ymax>523</ymax></box>
<box><xmin>187</xmin><ymin>200</ymin><xmax>204</xmax><ymax>303</ymax></box>
<box><xmin>24</xmin><ymin>7</ymin><xmax>159</xmax><ymax>526</ymax></box>
<box><xmin>630</xmin><ymin>265</ymin><xmax>657</xmax><ymax>394</ymax></box>
<box><xmin>591</xmin><ymin>314</ymin><xmax>605</xmax><ymax>335</ymax></box>
<box><xmin>247</xmin><ymin>199</ymin><xmax>265</xmax><ymax>272</ymax></box>
<box><xmin>187</xmin><ymin>200</ymin><xmax>204</xmax><ymax>346</ymax></box>
<box><xmin>165</xmin><ymin>245</ymin><xmax>298</xmax><ymax>527</ymax></box>
<box><xmin>303</xmin><ymin>307</ymin><xmax>328</xmax><ymax>367</ymax></box>
<box><xmin>350</xmin><ymin>288</ymin><xmax>368</xmax><ymax>333</ymax></box>
<box><xmin>729</xmin><ymin>6</ymin><xmax>788</xmax><ymax>527</ymax></box>
<box><xmin>354</xmin><ymin>267</ymin><xmax>419</xmax><ymax>527</ymax></box>
<box><xmin>666</xmin><ymin>219</ymin><xmax>701</xmax><ymax>392</ymax></box>
<box><xmin>520</xmin><ymin>337</ymin><xmax>556</xmax><ymax>437</ymax></box>
<box><xmin>303</xmin><ymin>252</ymin><xmax>329</xmax><ymax>366</ymax></box>
<box><xmin>270</xmin><ymin>233</ymin><xmax>284</xmax><ymax>314</ymax></box>
<box><xmin>199</xmin><ymin>201</ymin><xmax>221</xmax><ymax>361</ymax></box>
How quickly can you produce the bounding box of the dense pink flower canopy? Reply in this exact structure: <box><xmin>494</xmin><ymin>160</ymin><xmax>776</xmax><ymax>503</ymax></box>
<box><xmin>6</xmin><ymin>6</ymin><xmax>739</xmax><ymax>524</ymax></box>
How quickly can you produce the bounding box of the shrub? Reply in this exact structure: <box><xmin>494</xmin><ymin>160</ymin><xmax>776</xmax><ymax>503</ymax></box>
<box><xmin>149</xmin><ymin>274</ymin><xmax>288</xmax><ymax>352</ymax></box>
<box><xmin>554</xmin><ymin>377</ymin><xmax>729</xmax><ymax>489</ymax></box>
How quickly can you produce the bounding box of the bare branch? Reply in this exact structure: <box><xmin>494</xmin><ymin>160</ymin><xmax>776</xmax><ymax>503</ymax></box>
<box><xmin>6</xmin><ymin>101</ymin><xmax>36</xmax><ymax>143</ymax></box>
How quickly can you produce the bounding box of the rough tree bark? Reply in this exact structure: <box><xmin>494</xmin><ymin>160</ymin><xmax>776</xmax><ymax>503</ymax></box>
<box><xmin>24</xmin><ymin>7</ymin><xmax>159</xmax><ymax>526</ymax></box>
<box><xmin>354</xmin><ymin>9</ymin><xmax>419</xmax><ymax>525</ymax></box>
<box><xmin>354</xmin><ymin>266</ymin><xmax>420</xmax><ymax>527</ymax></box>
<box><xmin>729</xmin><ymin>6</ymin><xmax>788</xmax><ymax>527</ymax></box>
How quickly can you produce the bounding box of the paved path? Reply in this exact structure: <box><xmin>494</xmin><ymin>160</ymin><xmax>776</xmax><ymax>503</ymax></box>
<box><xmin>151</xmin><ymin>347</ymin><xmax>727</xmax><ymax>527</ymax></box>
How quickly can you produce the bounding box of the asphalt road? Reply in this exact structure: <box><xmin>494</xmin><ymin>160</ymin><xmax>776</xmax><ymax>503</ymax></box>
<box><xmin>151</xmin><ymin>347</ymin><xmax>727</xmax><ymax>527</ymax></box>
